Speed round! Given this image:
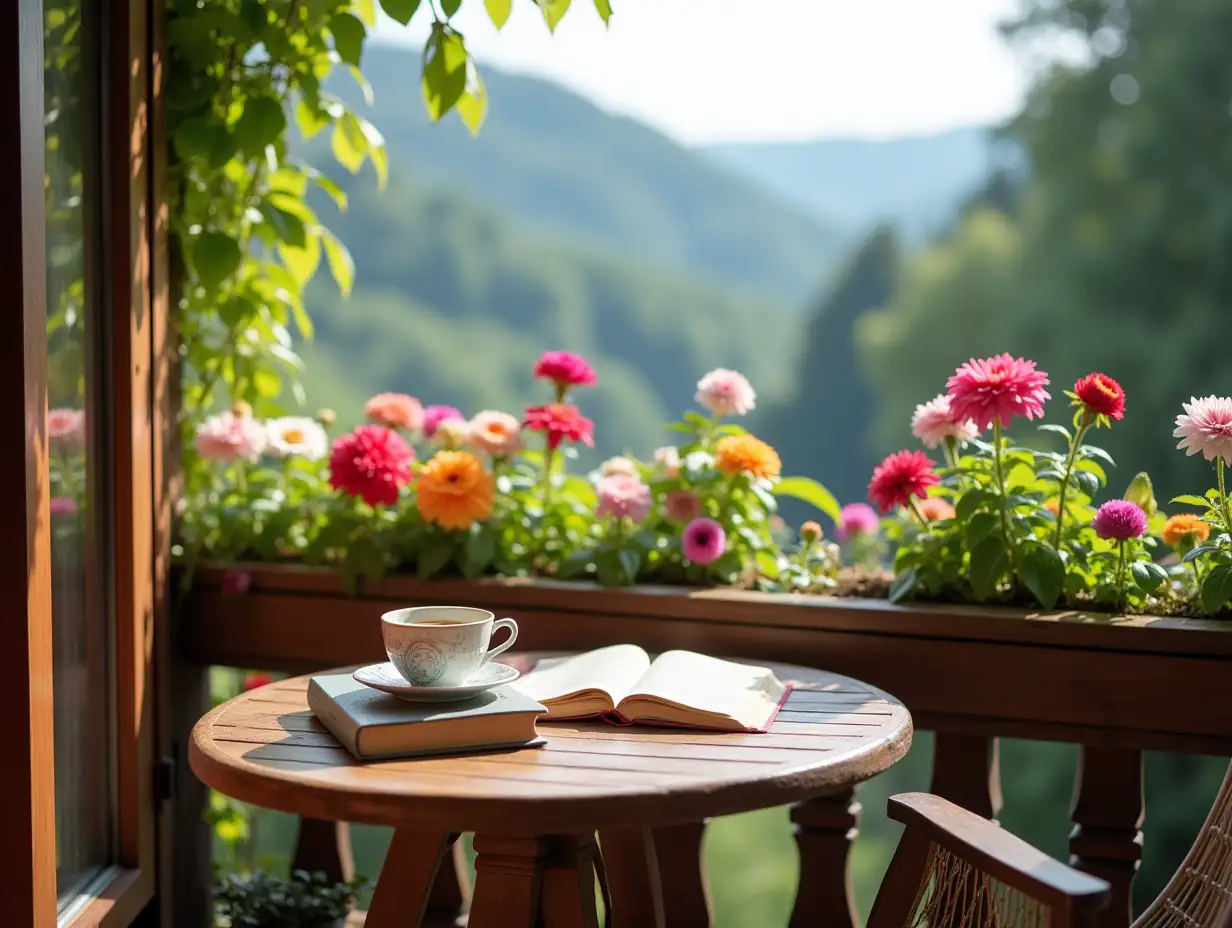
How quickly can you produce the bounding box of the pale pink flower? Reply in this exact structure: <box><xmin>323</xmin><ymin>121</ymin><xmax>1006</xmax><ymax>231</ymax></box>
<box><xmin>911</xmin><ymin>394</ymin><xmax>980</xmax><ymax>449</ymax></box>
<box><xmin>695</xmin><ymin>368</ymin><xmax>756</xmax><ymax>417</ymax></box>
<box><xmin>423</xmin><ymin>405</ymin><xmax>464</xmax><ymax>438</ymax></box>
<box><xmin>49</xmin><ymin>408</ymin><xmax>85</xmax><ymax>451</ymax></box>
<box><xmin>595</xmin><ymin>475</ymin><xmax>652</xmax><ymax>523</ymax></box>
<box><xmin>364</xmin><ymin>393</ymin><xmax>424</xmax><ymax>431</ymax></box>
<box><xmin>194</xmin><ymin>411</ymin><xmax>267</xmax><ymax>462</ymax></box>
<box><xmin>1174</xmin><ymin>396</ymin><xmax>1232</xmax><ymax>465</ymax></box>
<box><xmin>664</xmin><ymin>489</ymin><xmax>702</xmax><ymax>523</ymax></box>
<box><xmin>467</xmin><ymin>410</ymin><xmax>522</xmax><ymax>458</ymax></box>
<box><xmin>653</xmin><ymin>446</ymin><xmax>681</xmax><ymax>479</ymax></box>
<box><xmin>431</xmin><ymin>417</ymin><xmax>470</xmax><ymax>450</ymax></box>
<box><xmin>946</xmin><ymin>354</ymin><xmax>1051</xmax><ymax>430</ymax></box>
<box><xmin>600</xmin><ymin>456</ymin><xmax>639</xmax><ymax>478</ymax></box>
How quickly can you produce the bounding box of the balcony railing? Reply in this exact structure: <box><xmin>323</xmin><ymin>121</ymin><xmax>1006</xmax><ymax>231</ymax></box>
<box><xmin>175</xmin><ymin>565</ymin><xmax>1232</xmax><ymax>927</ymax></box>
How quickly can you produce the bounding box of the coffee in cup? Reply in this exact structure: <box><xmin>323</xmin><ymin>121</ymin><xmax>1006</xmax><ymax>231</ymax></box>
<box><xmin>380</xmin><ymin>606</ymin><xmax>518</xmax><ymax>686</ymax></box>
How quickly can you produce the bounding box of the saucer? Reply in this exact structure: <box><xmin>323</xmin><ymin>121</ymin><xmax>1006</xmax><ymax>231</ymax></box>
<box><xmin>352</xmin><ymin>661</ymin><xmax>521</xmax><ymax>703</ymax></box>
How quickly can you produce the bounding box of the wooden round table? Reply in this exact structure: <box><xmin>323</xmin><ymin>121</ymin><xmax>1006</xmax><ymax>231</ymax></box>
<box><xmin>190</xmin><ymin>657</ymin><xmax>912</xmax><ymax>927</ymax></box>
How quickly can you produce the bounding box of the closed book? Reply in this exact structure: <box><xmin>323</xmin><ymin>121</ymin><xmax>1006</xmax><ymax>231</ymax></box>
<box><xmin>307</xmin><ymin>673</ymin><xmax>548</xmax><ymax>761</ymax></box>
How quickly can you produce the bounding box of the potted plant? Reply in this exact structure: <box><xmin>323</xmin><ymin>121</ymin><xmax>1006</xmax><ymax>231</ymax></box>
<box><xmin>213</xmin><ymin>869</ymin><xmax>367</xmax><ymax>928</ymax></box>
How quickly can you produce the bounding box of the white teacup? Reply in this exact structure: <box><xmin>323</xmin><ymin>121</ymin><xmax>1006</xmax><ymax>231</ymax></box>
<box><xmin>380</xmin><ymin>606</ymin><xmax>518</xmax><ymax>687</ymax></box>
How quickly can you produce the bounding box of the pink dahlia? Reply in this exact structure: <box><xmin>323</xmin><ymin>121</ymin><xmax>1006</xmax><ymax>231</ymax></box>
<box><xmin>1174</xmin><ymin>396</ymin><xmax>1232</xmax><ymax>465</ymax></box>
<box><xmin>654</xmin><ymin>446</ymin><xmax>681</xmax><ymax>479</ymax></box>
<box><xmin>523</xmin><ymin>404</ymin><xmax>594</xmax><ymax>450</ymax></box>
<box><xmin>695</xmin><ymin>368</ymin><xmax>756</xmax><ymax>417</ymax></box>
<box><xmin>328</xmin><ymin>425</ymin><xmax>414</xmax><ymax>506</ymax></box>
<box><xmin>664</xmin><ymin>489</ymin><xmax>702</xmax><ymax>523</ymax></box>
<box><xmin>422</xmin><ymin>405</ymin><xmax>465</xmax><ymax>438</ymax></box>
<box><xmin>364</xmin><ymin>392</ymin><xmax>424</xmax><ymax>431</ymax></box>
<box><xmin>911</xmin><ymin>394</ymin><xmax>980</xmax><ymax>449</ymax></box>
<box><xmin>194</xmin><ymin>411</ymin><xmax>267</xmax><ymax>462</ymax></box>
<box><xmin>836</xmin><ymin>502</ymin><xmax>880</xmax><ymax>541</ymax></box>
<box><xmin>1092</xmin><ymin>499</ymin><xmax>1148</xmax><ymax>541</ymax></box>
<box><xmin>595</xmin><ymin>475</ymin><xmax>652</xmax><ymax>523</ymax></box>
<box><xmin>682</xmin><ymin>517</ymin><xmax>726</xmax><ymax>565</ymax></box>
<box><xmin>533</xmin><ymin>350</ymin><xmax>597</xmax><ymax>391</ymax></box>
<box><xmin>49</xmin><ymin>408</ymin><xmax>86</xmax><ymax>450</ymax></box>
<box><xmin>946</xmin><ymin>354</ymin><xmax>1051</xmax><ymax>430</ymax></box>
<box><xmin>867</xmin><ymin>450</ymin><xmax>940</xmax><ymax>514</ymax></box>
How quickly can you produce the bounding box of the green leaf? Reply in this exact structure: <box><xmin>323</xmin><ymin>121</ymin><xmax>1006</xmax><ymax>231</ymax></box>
<box><xmin>173</xmin><ymin>117</ymin><xmax>234</xmax><ymax>169</ymax></box>
<box><xmin>1080</xmin><ymin>446</ymin><xmax>1116</xmax><ymax>467</ymax></box>
<box><xmin>441</xmin><ymin>0</ymin><xmax>462</xmax><ymax>14</ymax></box>
<box><xmin>456</xmin><ymin>70</ymin><xmax>488</xmax><ymax>136</ymax></box>
<box><xmin>1130</xmin><ymin>561</ymin><xmax>1166</xmax><ymax>595</ymax></box>
<box><xmin>233</xmin><ymin>95</ymin><xmax>286</xmax><ymax>159</ymax></box>
<box><xmin>258</xmin><ymin>201</ymin><xmax>308</xmax><ymax>248</ymax></box>
<box><xmin>1073</xmin><ymin>469</ymin><xmax>1100</xmax><ymax>498</ymax></box>
<box><xmin>1183</xmin><ymin>544</ymin><xmax>1219</xmax><ymax>563</ymax></box>
<box><xmin>354</xmin><ymin>0</ymin><xmax>377</xmax><ymax>24</ymax></box>
<box><xmin>192</xmin><ymin>231</ymin><xmax>242</xmax><ymax>293</ymax></box>
<box><xmin>772</xmin><ymin>476</ymin><xmax>841</xmax><ymax>524</ymax></box>
<box><xmin>968</xmin><ymin>534</ymin><xmax>1008</xmax><ymax>602</ymax></box>
<box><xmin>462</xmin><ymin>524</ymin><xmax>496</xmax><ymax>577</ymax></box>
<box><xmin>956</xmin><ymin>489</ymin><xmax>991</xmax><ymax>522</ymax></box>
<box><xmin>1037</xmin><ymin>423</ymin><xmax>1071</xmax><ymax>441</ymax></box>
<box><xmin>278</xmin><ymin>233</ymin><xmax>321</xmax><ymax>287</ymax></box>
<box><xmin>417</xmin><ymin>535</ymin><xmax>455</xmax><ymax>579</ymax></box>
<box><xmin>295</xmin><ymin>98</ymin><xmax>331</xmax><ymax>140</ymax></box>
<box><xmin>330</xmin><ymin>12</ymin><xmax>366</xmax><ymax>66</ymax></box>
<box><xmin>964</xmin><ymin>511</ymin><xmax>1000</xmax><ymax>549</ymax></box>
<box><xmin>379</xmin><ymin>0</ymin><xmax>421</xmax><ymax>24</ymax></box>
<box><xmin>888</xmin><ymin>567</ymin><xmax>919</xmax><ymax>604</ymax></box>
<box><xmin>422</xmin><ymin>27</ymin><xmax>468</xmax><ymax>121</ymax></box>
<box><xmin>537</xmin><ymin>0</ymin><xmax>572</xmax><ymax>31</ymax></box>
<box><xmin>708</xmin><ymin>549</ymin><xmax>742</xmax><ymax>584</ymax></box>
<box><xmin>1171</xmin><ymin>495</ymin><xmax>1213</xmax><ymax>509</ymax></box>
<box><xmin>593</xmin><ymin>0</ymin><xmax>612</xmax><ymax>23</ymax></box>
<box><xmin>321</xmin><ymin>230</ymin><xmax>355</xmax><ymax>297</ymax></box>
<box><xmin>331</xmin><ymin>113</ymin><xmax>368</xmax><ymax>173</ymax></box>
<box><xmin>1019</xmin><ymin>543</ymin><xmax>1064</xmax><ymax>609</ymax></box>
<box><xmin>555</xmin><ymin>550</ymin><xmax>593</xmax><ymax>580</ymax></box>
<box><xmin>595</xmin><ymin>547</ymin><xmax>637</xmax><ymax>586</ymax></box>
<box><xmin>1201</xmin><ymin>564</ymin><xmax>1232</xmax><ymax>613</ymax></box>
<box><xmin>311</xmin><ymin>173</ymin><xmax>349</xmax><ymax>210</ymax></box>
<box><xmin>484</xmin><ymin>0</ymin><xmax>512</xmax><ymax>27</ymax></box>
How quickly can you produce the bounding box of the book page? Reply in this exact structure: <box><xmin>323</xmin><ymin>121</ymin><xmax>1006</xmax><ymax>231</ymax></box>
<box><xmin>510</xmin><ymin>644</ymin><xmax>651</xmax><ymax>718</ymax></box>
<box><xmin>616</xmin><ymin>650</ymin><xmax>787</xmax><ymax>731</ymax></box>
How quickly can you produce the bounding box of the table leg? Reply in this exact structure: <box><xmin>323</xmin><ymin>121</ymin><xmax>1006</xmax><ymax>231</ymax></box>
<box><xmin>365</xmin><ymin>830</ymin><xmax>457</xmax><ymax>928</ymax></box>
<box><xmin>597</xmin><ymin>828</ymin><xmax>665</xmax><ymax>927</ymax></box>
<box><xmin>653</xmin><ymin>822</ymin><xmax>712</xmax><ymax>927</ymax></box>
<box><xmin>470</xmin><ymin>835</ymin><xmax>549</xmax><ymax>928</ymax></box>
<box><xmin>539</xmin><ymin>835</ymin><xmax>601</xmax><ymax>928</ymax></box>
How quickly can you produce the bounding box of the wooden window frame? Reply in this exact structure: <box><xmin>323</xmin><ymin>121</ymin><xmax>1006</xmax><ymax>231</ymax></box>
<box><xmin>0</xmin><ymin>0</ymin><xmax>168</xmax><ymax>924</ymax></box>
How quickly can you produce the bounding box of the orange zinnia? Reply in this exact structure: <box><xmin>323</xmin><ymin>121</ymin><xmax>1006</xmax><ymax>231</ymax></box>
<box><xmin>416</xmin><ymin>451</ymin><xmax>495</xmax><ymax>530</ymax></box>
<box><xmin>918</xmin><ymin>497</ymin><xmax>956</xmax><ymax>521</ymax></box>
<box><xmin>715</xmin><ymin>434</ymin><xmax>781</xmax><ymax>479</ymax></box>
<box><xmin>1161</xmin><ymin>513</ymin><xmax>1211</xmax><ymax>548</ymax></box>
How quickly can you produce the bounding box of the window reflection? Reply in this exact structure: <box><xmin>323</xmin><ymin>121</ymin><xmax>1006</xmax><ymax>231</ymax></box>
<box><xmin>45</xmin><ymin>0</ymin><xmax>113</xmax><ymax>902</ymax></box>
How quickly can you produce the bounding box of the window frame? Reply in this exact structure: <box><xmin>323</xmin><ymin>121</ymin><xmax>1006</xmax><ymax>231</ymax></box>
<box><xmin>0</xmin><ymin>0</ymin><xmax>168</xmax><ymax>924</ymax></box>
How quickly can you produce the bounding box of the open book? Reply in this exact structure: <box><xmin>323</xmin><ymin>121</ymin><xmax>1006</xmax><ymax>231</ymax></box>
<box><xmin>509</xmin><ymin>645</ymin><xmax>789</xmax><ymax>733</ymax></box>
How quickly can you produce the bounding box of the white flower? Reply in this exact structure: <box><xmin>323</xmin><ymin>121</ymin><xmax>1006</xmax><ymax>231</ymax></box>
<box><xmin>1174</xmin><ymin>396</ymin><xmax>1232</xmax><ymax>465</ymax></box>
<box><xmin>431</xmin><ymin>418</ymin><xmax>470</xmax><ymax>449</ymax></box>
<box><xmin>467</xmin><ymin>410</ymin><xmax>522</xmax><ymax>457</ymax></box>
<box><xmin>695</xmin><ymin>368</ymin><xmax>756</xmax><ymax>417</ymax></box>
<box><xmin>911</xmin><ymin>394</ymin><xmax>980</xmax><ymax>449</ymax></box>
<box><xmin>265</xmin><ymin>416</ymin><xmax>328</xmax><ymax>460</ymax></box>
<box><xmin>653</xmin><ymin>446</ymin><xmax>681</xmax><ymax>479</ymax></box>
<box><xmin>600</xmin><ymin>455</ymin><xmax>639</xmax><ymax>478</ymax></box>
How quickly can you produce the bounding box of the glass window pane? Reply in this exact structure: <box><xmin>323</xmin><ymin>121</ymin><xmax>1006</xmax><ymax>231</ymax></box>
<box><xmin>44</xmin><ymin>0</ymin><xmax>113</xmax><ymax>903</ymax></box>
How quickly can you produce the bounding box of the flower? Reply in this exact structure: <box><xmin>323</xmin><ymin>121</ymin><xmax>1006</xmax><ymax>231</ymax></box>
<box><xmin>867</xmin><ymin>450</ymin><xmax>940</xmax><ymax>514</ymax></box>
<box><xmin>910</xmin><ymin>394</ymin><xmax>980</xmax><ymax>448</ymax></box>
<box><xmin>49</xmin><ymin>408</ymin><xmax>85</xmax><ymax>450</ymax></box>
<box><xmin>523</xmin><ymin>404</ymin><xmax>595</xmax><ymax>450</ymax></box>
<box><xmin>50</xmin><ymin>497</ymin><xmax>77</xmax><ymax>519</ymax></box>
<box><xmin>836</xmin><ymin>502</ymin><xmax>880</xmax><ymax>541</ymax></box>
<box><xmin>242</xmin><ymin>672</ymin><xmax>273</xmax><ymax>691</ymax></box>
<box><xmin>595</xmin><ymin>474</ymin><xmax>652</xmax><ymax>523</ymax></box>
<box><xmin>328</xmin><ymin>425</ymin><xmax>414</xmax><ymax>506</ymax></box>
<box><xmin>423</xmin><ymin>405</ymin><xmax>465</xmax><ymax>438</ymax></box>
<box><xmin>918</xmin><ymin>497</ymin><xmax>957</xmax><ymax>522</ymax></box>
<box><xmin>315</xmin><ymin>408</ymin><xmax>337</xmax><ymax>427</ymax></box>
<box><xmin>467</xmin><ymin>410</ymin><xmax>522</xmax><ymax>458</ymax></box>
<box><xmin>533</xmin><ymin>350</ymin><xmax>597</xmax><ymax>390</ymax></box>
<box><xmin>800</xmin><ymin>521</ymin><xmax>823</xmax><ymax>543</ymax></box>
<box><xmin>682</xmin><ymin>517</ymin><xmax>726</xmax><ymax>565</ymax></box>
<box><xmin>601</xmin><ymin>456</ymin><xmax>639</xmax><ymax>478</ymax></box>
<box><xmin>654</xmin><ymin>446</ymin><xmax>681</xmax><ymax>479</ymax></box>
<box><xmin>1044</xmin><ymin>499</ymin><xmax>1061</xmax><ymax>515</ymax></box>
<box><xmin>715</xmin><ymin>434</ymin><xmax>781</xmax><ymax>479</ymax></box>
<box><xmin>664</xmin><ymin>489</ymin><xmax>702</xmax><ymax>523</ymax></box>
<box><xmin>1174</xmin><ymin>396</ymin><xmax>1232</xmax><ymax>465</ymax></box>
<box><xmin>1161</xmin><ymin>513</ymin><xmax>1211</xmax><ymax>548</ymax></box>
<box><xmin>946</xmin><ymin>354</ymin><xmax>1051</xmax><ymax>430</ymax></box>
<box><xmin>1073</xmin><ymin>372</ymin><xmax>1126</xmax><ymax>421</ymax></box>
<box><xmin>416</xmin><ymin>450</ymin><xmax>496</xmax><ymax>530</ymax></box>
<box><xmin>1092</xmin><ymin>499</ymin><xmax>1148</xmax><ymax>541</ymax></box>
<box><xmin>221</xmin><ymin>569</ymin><xmax>252</xmax><ymax>598</ymax></box>
<box><xmin>364</xmin><ymin>393</ymin><xmax>424</xmax><ymax>432</ymax></box>
<box><xmin>231</xmin><ymin>400</ymin><xmax>252</xmax><ymax>417</ymax></box>
<box><xmin>265</xmin><ymin>416</ymin><xmax>328</xmax><ymax>460</ymax></box>
<box><xmin>194</xmin><ymin>411</ymin><xmax>267</xmax><ymax>462</ymax></box>
<box><xmin>695</xmin><ymin>368</ymin><xmax>756</xmax><ymax>417</ymax></box>
<box><xmin>431</xmin><ymin>418</ymin><xmax>470</xmax><ymax>449</ymax></box>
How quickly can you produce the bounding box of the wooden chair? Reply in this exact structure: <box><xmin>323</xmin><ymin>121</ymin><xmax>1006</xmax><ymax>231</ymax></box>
<box><xmin>867</xmin><ymin>793</ymin><xmax>1110</xmax><ymax>928</ymax></box>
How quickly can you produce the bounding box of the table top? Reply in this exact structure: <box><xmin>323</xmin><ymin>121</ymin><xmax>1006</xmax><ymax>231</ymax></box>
<box><xmin>189</xmin><ymin>655</ymin><xmax>912</xmax><ymax>834</ymax></box>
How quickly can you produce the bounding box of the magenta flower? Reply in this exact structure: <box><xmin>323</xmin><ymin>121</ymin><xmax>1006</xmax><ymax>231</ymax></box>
<box><xmin>946</xmin><ymin>354</ymin><xmax>1051</xmax><ymax>430</ymax></box>
<box><xmin>221</xmin><ymin>569</ymin><xmax>253</xmax><ymax>598</ymax></box>
<box><xmin>595</xmin><ymin>475</ymin><xmax>652</xmax><ymax>523</ymax></box>
<box><xmin>422</xmin><ymin>405</ymin><xmax>464</xmax><ymax>438</ymax></box>
<box><xmin>1092</xmin><ymin>500</ymin><xmax>1148</xmax><ymax>541</ymax></box>
<box><xmin>836</xmin><ymin>502</ymin><xmax>880</xmax><ymax>541</ymax></box>
<box><xmin>682</xmin><ymin>517</ymin><xmax>726</xmax><ymax>565</ymax></box>
<box><xmin>533</xmin><ymin>350</ymin><xmax>597</xmax><ymax>390</ymax></box>
<box><xmin>50</xmin><ymin>497</ymin><xmax>77</xmax><ymax>519</ymax></box>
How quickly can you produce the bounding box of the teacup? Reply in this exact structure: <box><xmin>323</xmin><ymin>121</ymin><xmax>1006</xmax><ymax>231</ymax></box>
<box><xmin>380</xmin><ymin>606</ymin><xmax>518</xmax><ymax>687</ymax></box>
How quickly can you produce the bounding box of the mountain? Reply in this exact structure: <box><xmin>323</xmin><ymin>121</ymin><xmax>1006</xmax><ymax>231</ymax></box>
<box><xmin>320</xmin><ymin>42</ymin><xmax>848</xmax><ymax>302</ymax></box>
<box><xmin>705</xmin><ymin>126</ymin><xmax>1009</xmax><ymax>239</ymax></box>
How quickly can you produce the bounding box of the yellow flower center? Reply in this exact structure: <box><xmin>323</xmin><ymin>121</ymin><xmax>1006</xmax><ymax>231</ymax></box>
<box><xmin>282</xmin><ymin>428</ymin><xmax>305</xmax><ymax>444</ymax></box>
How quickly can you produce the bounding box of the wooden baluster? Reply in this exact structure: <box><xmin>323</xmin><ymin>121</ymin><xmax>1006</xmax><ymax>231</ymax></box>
<box><xmin>789</xmin><ymin>788</ymin><xmax>861</xmax><ymax>928</ymax></box>
<box><xmin>598</xmin><ymin>827</ymin><xmax>666</xmax><ymax>927</ymax></box>
<box><xmin>365</xmin><ymin>830</ymin><xmax>457</xmax><ymax>928</ymax></box>
<box><xmin>291</xmin><ymin>818</ymin><xmax>353</xmax><ymax>884</ymax></box>
<box><xmin>471</xmin><ymin>835</ymin><xmax>550</xmax><ymax>927</ymax></box>
<box><xmin>1069</xmin><ymin>746</ymin><xmax>1143</xmax><ymax>928</ymax></box>
<box><xmin>653</xmin><ymin>821</ymin><xmax>712</xmax><ymax>927</ymax></box>
<box><xmin>929</xmin><ymin>733</ymin><xmax>1002</xmax><ymax>819</ymax></box>
<box><xmin>539</xmin><ymin>834</ymin><xmax>602</xmax><ymax>928</ymax></box>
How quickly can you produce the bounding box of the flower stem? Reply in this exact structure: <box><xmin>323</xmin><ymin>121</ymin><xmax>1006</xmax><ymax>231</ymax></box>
<box><xmin>1219</xmin><ymin>458</ymin><xmax>1232</xmax><ymax>539</ymax></box>
<box><xmin>907</xmin><ymin>497</ymin><xmax>929</xmax><ymax>525</ymax></box>
<box><xmin>942</xmin><ymin>437</ymin><xmax>959</xmax><ymax>470</ymax></box>
<box><xmin>1115</xmin><ymin>538</ymin><xmax>1128</xmax><ymax>612</ymax></box>
<box><xmin>1053</xmin><ymin>420</ymin><xmax>1092</xmax><ymax>550</ymax></box>
<box><xmin>1191</xmin><ymin>557</ymin><xmax>1204</xmax><ymax>590</ymax></box>
<box><xmin>540</xmin><ymin>444</ymin><xmax>555</xmax><ymax>550</ymax></box>
<box><xmin>992</xmin><ymin>421</ymin><xmax>1019</xmax><ymax>580</ymax></box>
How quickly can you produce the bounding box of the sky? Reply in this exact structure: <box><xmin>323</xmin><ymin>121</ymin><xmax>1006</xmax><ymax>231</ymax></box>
<box><xmin>371</xmin><ymin>0</ymin><xmax>1032</xmax><ymax>146</ymax></box>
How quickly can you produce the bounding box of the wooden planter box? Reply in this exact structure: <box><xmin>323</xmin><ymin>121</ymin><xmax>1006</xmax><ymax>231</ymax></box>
<box><xmin>181</xmin><ymin>564</ymin><xmax>1232</xmax><ymax>755</ymax></box>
